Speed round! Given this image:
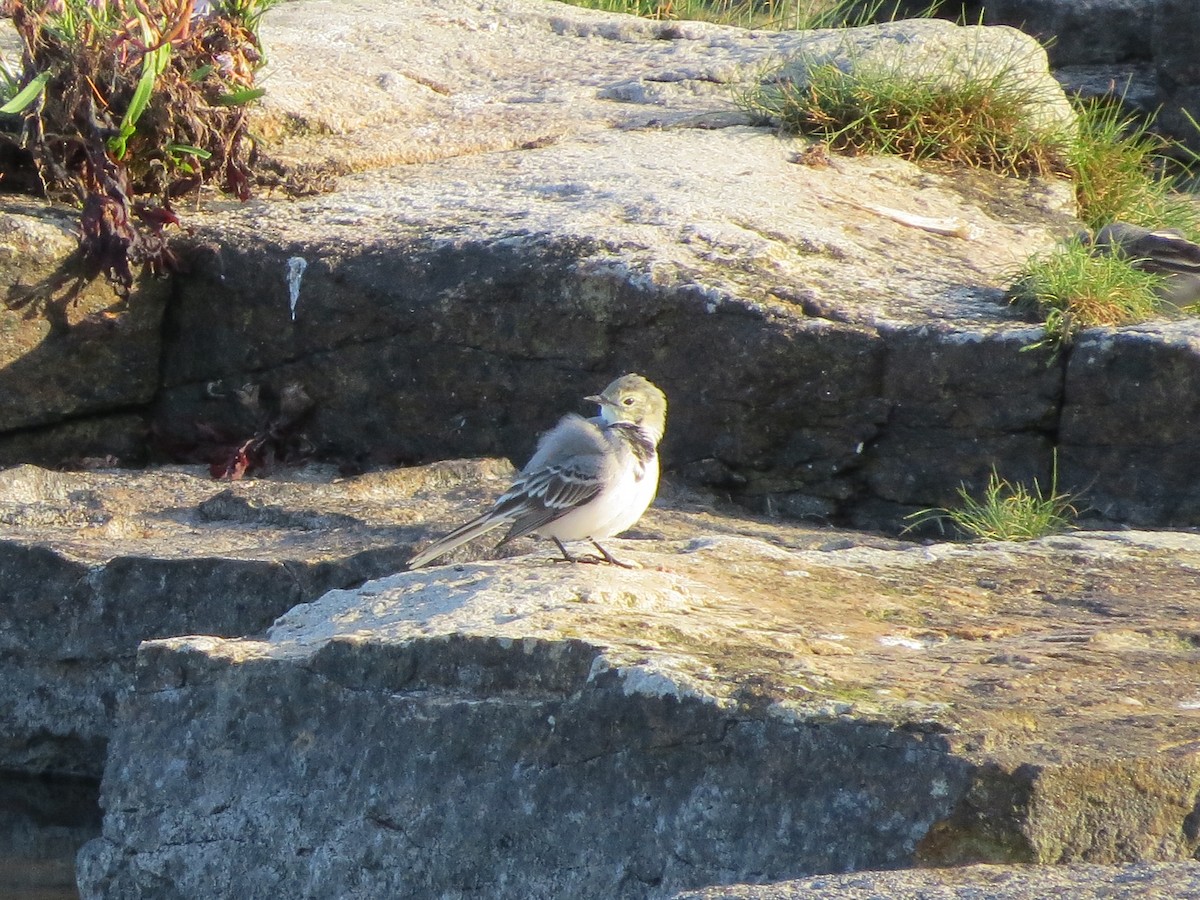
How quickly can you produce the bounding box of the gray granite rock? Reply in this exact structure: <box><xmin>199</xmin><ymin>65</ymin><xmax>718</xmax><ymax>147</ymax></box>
<box><xmin>1152</xmin><ymin>0</ymin><xmax>1200</xmax><ymax>151</ymax></box>
<box><xmin>1061</xmin><ymin>322</ymin><xmax>1200</xmax><ymax>525</ymax></box>
<box><xmin>0</xmin><ymin>462</ymin><xmax>456</xmax><ymax>777</ymax></box>
<box><xmin>959</xmin><ymin>0</ymin><xmax>1163</xmax><ymax>67</ymax></box>
<box><xmin>76</xmin><ymin>521</ymin><xmax>1200</xmax><ymax>897</ymax></box>
<box><xmin>673</xmin><ymin>861</ymin><xmax>1200</xmax><ymax>899</ymax></box>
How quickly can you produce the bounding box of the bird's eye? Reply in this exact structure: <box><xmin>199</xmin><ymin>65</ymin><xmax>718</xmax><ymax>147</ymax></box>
<box><xmin>622</xmin><ymin>396</ymin><xmax>636</xmax><ymax>405</ymax></box>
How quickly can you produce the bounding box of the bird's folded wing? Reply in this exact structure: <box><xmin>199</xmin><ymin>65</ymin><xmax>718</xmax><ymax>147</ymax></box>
<box><xmin>497</xmin><ymin>457</ymin><xmax>607</xmax><ymax>544</ymax></box>
<box><xmin>1094</xmin><ymin>223</ymin><xmax>1200</xmax><ymax>274</ymax></box>
<box><xmin>1141</xmin><ymin>231</ymin><xmax>1200</xmax><ymax>274</ymax></box>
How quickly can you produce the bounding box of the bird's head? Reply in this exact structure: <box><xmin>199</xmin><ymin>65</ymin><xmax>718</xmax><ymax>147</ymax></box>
<box><xmin>587</xmin><ymin>373</ymin><xmax>667</xmax><ymax>443</ymax></box>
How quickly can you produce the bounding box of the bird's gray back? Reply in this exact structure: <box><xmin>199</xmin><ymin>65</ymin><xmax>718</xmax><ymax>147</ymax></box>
<box><xmin>522</xmin><ymin>414</ymin><xmax>616</xmax><ymax>476</ymax></box>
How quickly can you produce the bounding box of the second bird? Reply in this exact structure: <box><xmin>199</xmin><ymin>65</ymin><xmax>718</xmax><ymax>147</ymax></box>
<box><xmin>407</xmin><ymin>373</ymin><xmax>668</xmax><ymax>570</ymax></box>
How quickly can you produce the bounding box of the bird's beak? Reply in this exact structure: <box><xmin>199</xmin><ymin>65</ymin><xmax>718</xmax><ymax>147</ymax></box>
<box><xmin>585</xmin><ymin>394</ymin><xmax>604</xmax><ymax>405</ymax></box>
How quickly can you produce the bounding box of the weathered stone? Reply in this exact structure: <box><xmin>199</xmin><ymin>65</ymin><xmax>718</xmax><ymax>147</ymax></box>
<box><xmin>144</xmin><ymin>127</ymin><xmax>1087</xmax><ymax>531</ymax></box>
<box><xmin>0</xmin><ymin>773</ymin><xmax>99</xmax><ymax>900</ymax></box>
<box><xmin>1152</xmin><ymin>0</ymin><xmax>1200</xmax><ymax>152</ymax></box>
<box><xmin>672</xmin><ymin>861</ymin><xmax>1200</xmax><ymax>899</ymax></box>
<box><xmin>1060</xmin><ymin>322</ymin><xmax>1200</xmax><ymax>526</ymax></box>
<box><xmin>76</xmin><ymin>520</ymin><xmax>1200</xmax><ymax>897</ymax></box>
<box><xmin>251</xmin><ymin>2</ymin><xmax>1073</xmax><ymax>174</ymax></box>
<box><xmin>0</xmin><ymin>462</ymin><xmax>472</xmax><ymax>777</ymax></box>
<box><xmin>3</xmin><ymin>0</ymin><xmax>1104</xmax><ymax>531</ymax></box>
<box><xmin>0</xmin><ymin>2</ymin><xmax>1195</xmax><ymax>894</ymax></box>
<box><xmin>858</xmin><ymin>326</ymin><xmax>1060</xmax><ymax>518</ymax></box>
<box><xmin>148</xmin><ymin>1</ymin><xmax>1084</xmax><ymax>530</ymax></box>
<box><xmin>958</xmin><ymin>0</ymin><xmax>1164</xmax><ymax>67</ymax></box>
<box><xmin>0</xmin><ymin>201</ymin><xmax>168</xmax><ymax>437</ymax></box>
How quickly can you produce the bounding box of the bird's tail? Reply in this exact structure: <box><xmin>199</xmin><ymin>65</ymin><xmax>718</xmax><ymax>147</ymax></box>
<box><xmin>406</xmin><ymin>512</ymin><xmax>511</xmax><ymax>569</ymax></box>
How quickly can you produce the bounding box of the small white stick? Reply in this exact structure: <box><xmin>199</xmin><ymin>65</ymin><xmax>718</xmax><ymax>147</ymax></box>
<box><xmin>847</xmin><ymin>200</ymin><xmax>981</xmax><ymax>240</ymax></box>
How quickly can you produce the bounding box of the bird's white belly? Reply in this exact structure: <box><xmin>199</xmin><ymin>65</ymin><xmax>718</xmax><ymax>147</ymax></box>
<box><xmin>538</xmin><ymin>456</ymin><xmax>659</xmax><ymax>542</ymax></box>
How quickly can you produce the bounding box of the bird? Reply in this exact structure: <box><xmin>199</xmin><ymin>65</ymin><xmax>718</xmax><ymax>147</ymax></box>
<box><xmin>407</xmin><ymin>373</ymin><xmax>667</xmax><ymax>570</ymax></box>
<box><xmin>1087</xmin><ymin>222</ymin><xmax>1200</xmax><ymax>310</ymax></box>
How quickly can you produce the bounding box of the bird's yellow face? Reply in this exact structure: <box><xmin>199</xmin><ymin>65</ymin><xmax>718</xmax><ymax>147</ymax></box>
<box><xmin>588</xmin><ymin>373</ymin><xmax>667</xmax><ymax>441</ymax></box>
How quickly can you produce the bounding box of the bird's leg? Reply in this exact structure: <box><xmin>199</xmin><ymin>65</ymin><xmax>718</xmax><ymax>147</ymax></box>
<box><xmin>552</xmin><ymin>537</ymin><xmax>582</xmax><ymax>563</ymax></box>
<box><xmin>590</xmin><ymin>540</ymin><xmax>640</xmax><ymax>569</ymax></box>
<box><xmin>550</xmin><ymin>538</ymin><xmax>638</xmax><ymax>568</ymax></box>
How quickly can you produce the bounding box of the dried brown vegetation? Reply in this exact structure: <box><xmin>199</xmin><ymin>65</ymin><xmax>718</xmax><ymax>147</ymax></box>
<box><xmin>1</xmin><ymin>0</ymin><xmax>275</xmax><ymax>295</ymax></box>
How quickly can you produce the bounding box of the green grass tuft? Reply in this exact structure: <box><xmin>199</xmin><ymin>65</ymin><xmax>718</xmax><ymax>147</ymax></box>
<box><xmin>1007</xmin><ymin>238</ymin><xmax>1167</xmax><ymax>349</ymax></box>
<box><xmin>743</xmin><ymin>52</ymin><xmax>1069</xmax><ymax>176</ymax></box>
<box><xmin>905</xmin><ymin>456</ymin><xmax>1078</xmax><ymax>542</ymax></box>
<box><xmin>554</xmin><ymin>0</ymin><xmax>937</xmax><ymax>30</ymax></box>
<box><xmin>1068</xmin><ymin>98</ymin><xmax>1200</xmax><ymax>238</ymax></box>
<box><xmin>1006</xmin><ymin>98</ymin><xmax>1200</xmax><ymax>350</ymax></box>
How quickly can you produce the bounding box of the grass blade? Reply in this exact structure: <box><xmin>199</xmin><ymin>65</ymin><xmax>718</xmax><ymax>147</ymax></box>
<box><xmin>0</xmin><ymin>71</ymin><xmax>52</xmax><ymax>115</ymax></box>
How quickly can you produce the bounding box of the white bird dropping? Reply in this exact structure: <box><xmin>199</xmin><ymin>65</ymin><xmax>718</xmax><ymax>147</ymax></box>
<box><xmin>286</xmin><ymin>256</ymin><xmax>308</xmax><ymax>321</ymax></box>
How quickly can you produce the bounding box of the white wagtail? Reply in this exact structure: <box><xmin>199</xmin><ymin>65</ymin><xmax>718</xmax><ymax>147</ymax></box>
<box><xmin>407</xmin><ymin>373</ymin><xmax>667</xmax><ymax>570</ymax></box>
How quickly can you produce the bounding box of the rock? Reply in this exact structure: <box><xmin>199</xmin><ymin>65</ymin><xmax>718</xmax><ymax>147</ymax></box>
<box><xmin>1053</xmin><ymin>63</ymin><xmax>1158</xmax><ymax>112</ymax></box>
<box><xmin>957</xmin><ymin>0</ymin><xmax>1163</xmax><ymax>67</ymax></box>
<box><xmin>77</xmin><ymin>521</ymin><xmax>1200</xmax><ymax>897</ymax></box>
<box><xmin>0</xmin><ymin>201</ymin><xmax>167</xmax><ymax>444</ymax></box>
<box><xmin>0</xmin><ymin>461</ymin><xmax>486</xmax><ymax>777</ymax></box>
<box><xmin>1152</xmin><ymin>0</ymin><xmax>1200</xmax><ymax>152</ymax></box>
<box><xmin>1061</xmin><ymin>321</ymin><xmax>1200</xmax><ymax>525</ymax></box>
<box><xmin>0</xmin><ymin>773</ymin><xmax>100</xmax><ymax>900</ymax></box>
<box><xmin>251</xmin><ymin>2</ymin><xmax>1072</xmax><ymax>175</ymax></box>
<box><xmin>139</xmin><ymin>0</ymin><xmax>1095</xmax><ymax>532</ymax></box>
<box><xmin>0</xmin><ymin>0</ymin><xmax>1195</xmax><ymax>532</ymax></box>
<box><xmin>2</xmin><ymin>0</ymin><xmax>1107</xmax><ymax>532</ymax></box>
<box><xmin>0</xmin><ymin>456</ymin><xmax>900</xmax><ymax>780</ymax></box>
<box><xmin>672</xmin><ymin>861</ymin><xmax>1200</xmax><ymax>898</ymax></box>
<box><xmin>938</xmin><ymin>0</ymin><xmax>1199</xmax><ymax>150</ymax></box>
<box><xmin>772</xmin><ymin>18</ymin><xmax>1074</xmax><ymax>136</ymax></box>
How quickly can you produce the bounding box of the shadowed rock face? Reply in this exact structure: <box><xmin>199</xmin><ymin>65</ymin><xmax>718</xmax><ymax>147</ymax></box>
<box><xmin>0</xmin><ymin>773</ymin><xmax>100</xmax><ymax>900</ymax></box>
<box><xmin>931</xmin><ymin>0</ymin><xmax>1199</xmax><ymax>151</ymax></box>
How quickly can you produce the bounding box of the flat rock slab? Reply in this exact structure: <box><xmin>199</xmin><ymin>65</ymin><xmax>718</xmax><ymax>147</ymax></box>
<box><xmin>674</xmin><ymin>861</ymin><xmax>1200</xmax><ymax>899</ymax></box>
<box><xmin>0</xmin><ymin>456</ymin><xmax>901</xmax><ymax>779</ymax></box>
<box><xmin>77</xmin><ymin>500</ymin><xmax>1200</xmax><ymax>897</ymax></box>
<box><xmin>253</xmin><ymin>0</ymin><xmax>1073</xmax><ymax>173</ymax></box>
<box><xmin>0</xmin><ymin>460</ymin><xmax>519</xmax><ymax>776</ymax></box>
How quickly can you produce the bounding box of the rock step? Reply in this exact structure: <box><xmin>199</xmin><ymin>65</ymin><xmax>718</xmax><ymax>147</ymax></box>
<box><xmin>76</xmin><ymin>529</ymin><xmax>1200</xmax><ymax>897</ymax></box>
<box><xmin>673</xmin><ymin>861</ymin><xmax>1200</xmax><ymax>899</ymax></box>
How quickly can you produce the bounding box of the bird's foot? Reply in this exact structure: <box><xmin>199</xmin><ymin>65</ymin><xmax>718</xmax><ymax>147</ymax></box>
<box><xmin>590</xmin><ymin>540</ymin><xmax>641</xmax><ymax>569</ymax></box>
<box><xmin>549</xmin><ymin>538</ymin><xmax>640</xmax><ymax>569</ymax></box>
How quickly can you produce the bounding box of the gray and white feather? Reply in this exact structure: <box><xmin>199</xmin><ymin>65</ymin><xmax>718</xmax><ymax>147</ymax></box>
<box><xmin>407</xmin><ymin>374</ymin><xmax>667</xmax><ymax>569</ymax></box>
